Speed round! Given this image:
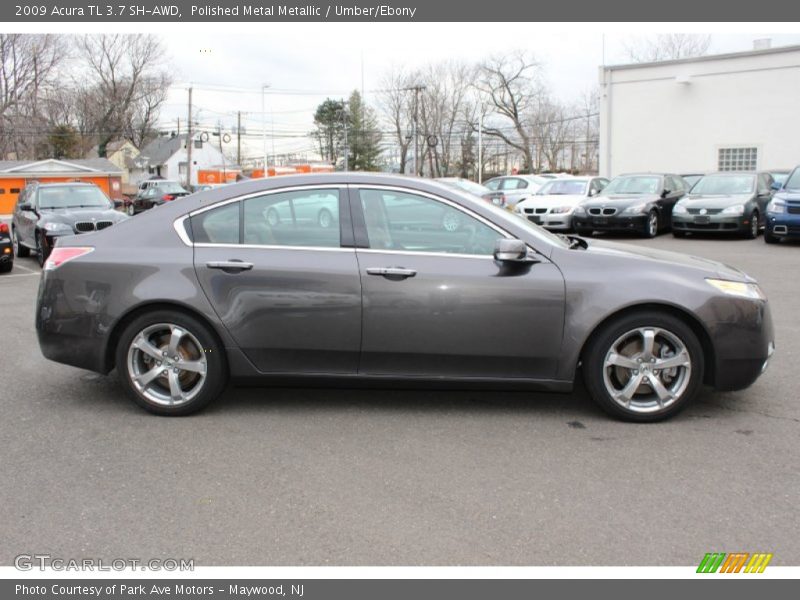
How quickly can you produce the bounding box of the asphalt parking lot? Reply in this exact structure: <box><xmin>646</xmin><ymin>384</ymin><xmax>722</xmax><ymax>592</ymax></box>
<box><xmin>0</xmin><ymin>231</ymin><xmax>798</xmax><ymax>567</ymax></box>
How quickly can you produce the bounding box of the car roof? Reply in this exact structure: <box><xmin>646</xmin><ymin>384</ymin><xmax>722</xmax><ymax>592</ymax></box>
<box><xmin>29</xmin><ymin>181</ymin><xmax>99</xmax><ymax>188</ymax></box>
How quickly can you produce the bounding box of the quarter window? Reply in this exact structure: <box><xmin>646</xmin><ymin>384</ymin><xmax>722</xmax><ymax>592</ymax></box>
<box><xmin>718</xmin><ymin>147</ymin><xmax>758</xmax><ymax>171</ymax></box>
<box><xmin>243</xmin><ymin>189</ymin><xmax>340</xmax><ymax>248</ymax></box>
<box><xmin>190</xmin><ymin>202</ymin><xmax>240</xmax><ymax>244</ymax></box>
<box><xmin>358</xmin><ymin>189</ymin><xmax>499</xmax><ymax>256</ymax></box>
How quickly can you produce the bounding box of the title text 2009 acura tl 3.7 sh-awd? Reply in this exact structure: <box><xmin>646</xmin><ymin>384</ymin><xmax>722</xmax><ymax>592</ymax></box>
<box><xmin>35</xmin><ymin>174</ymin><xmax>774</xmax><ymax>421</ymax></box>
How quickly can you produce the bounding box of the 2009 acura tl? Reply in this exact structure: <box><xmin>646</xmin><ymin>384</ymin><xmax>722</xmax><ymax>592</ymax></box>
<box><xmin>36</xmin><ymin>174</ymin><xmax>774</xmax><ymax>421</ymax></box>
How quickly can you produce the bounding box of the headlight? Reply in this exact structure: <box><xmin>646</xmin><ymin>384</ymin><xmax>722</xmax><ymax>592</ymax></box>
<box><xmin>672</xmin><ymin>203</ymin><xmax>688</xmax><ymax>214</ymax></box>
<box><xmin>622</xmin><ymin>203</ymin><xmax>647</xmax><ymax>214</ymax></box>
<box><xmin>513</xmin><ymin>205</ymin><xmax>523</xmax><ymax>214</ymax></box>
<box><xmin>767</xmin><ymin>199</ymin><xmax>786</xmax><ymax>214</ymax></box>
<box><xmin>721</xmin><ymin>204</ymin><xmax>745</xmax><ymax>216</ymax></box>
<box><xmin>550</xmin><ymin>206</ymin><xmax>573</xmax><ymax>214</ymax></box>
<box><xmin>43</xmin><ymin>222</ymin><xmax>72</xmax><ymax>232</ymax></box>
<box><xmin>573</xmin><ymin>205</ymin><xmax>586</xmax><ymax>216</ymax></box>
<box><xmin>706</xmin><ymin>278</ymin><xmax>765</xmax><ymax>300</ymax></box>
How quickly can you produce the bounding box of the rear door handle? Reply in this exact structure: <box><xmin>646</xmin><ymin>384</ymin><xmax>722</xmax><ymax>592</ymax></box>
<box><xmin>206</xmin><ymin>260</ymin><xmax>254</xmax><ymax>272</ymax></box>
<box><xmin>366</xmin><ymin>267</ymin><xmax>417</xmax><ymax>279</ymax></box>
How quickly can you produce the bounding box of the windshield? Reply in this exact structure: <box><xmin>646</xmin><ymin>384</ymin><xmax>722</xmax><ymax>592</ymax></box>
<box><xmin>602</xmin><ymin>176</ymin><xmax>661</xmax><ymax>195</ymax></box>
<box><xmin>154</xmin><ymin>183</ymin><xmax>188</xmax><ymax>194</ymax></box>
<box><xmin>772</xmin><ymin>172</ymin><xmax>789</xmax><ymax>186</ymax></box>
<box><xmin>682</xmin><ymin>175</ymin><xmax>702</xmax><ymax>189</ymax></box>
<box><xmin>39</xmin><ymin>186</ymin><xmax>111</xmax><ymax>209</ymax></box>
<box><xmin>691</xmin><ymin>174</ymin><xmax>754</xmax><ymax>195</ymax></box>
<box><xmin>538</xmin><ymin>179</ymin><xmax>588</xmax><ymax>195</ymax></box>
<box><xmin>783</xmin><ymin>168</ymin><xmax>800</xmax><ymax>192</ymax></box>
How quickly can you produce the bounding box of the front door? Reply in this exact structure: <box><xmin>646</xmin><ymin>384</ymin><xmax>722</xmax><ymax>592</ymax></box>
<box><xmin>191</xmin><ymin>186</ymin><xmax>362</xmax><ymax>374</ymax></box>
<box><xmin>352</xmin><ymin>186</ymin><xmax>566</xmax><ymax>380</ymax></box>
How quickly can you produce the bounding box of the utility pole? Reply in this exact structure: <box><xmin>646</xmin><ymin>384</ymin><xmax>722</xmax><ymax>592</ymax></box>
<box><xmin>261</xmin><ymin>84</ymin><xmax>270</xmax><ymax>177</ymax></box>
<box><xmin>237</xmin><ymin>111</ymin><xmax>242</xmax><ymax>166</ymax></box>
<box><xmin>186</xmin><ymin>86</ymin><xmax>193</xmax><ymax>189</ymax></box>
<box><xmin>478</xmin><ymin>105</ymin><xmax>483</xmax><ymax>183</ymax></box>
<box><xmin>398</xmin><ymin>85</ymin><xmax>425</xmax><ymax>176</ymax></box>
<box><xmin>342</xmin><ymin>101</ymin><xmax>349</xmax><ymax>171</ymax></box>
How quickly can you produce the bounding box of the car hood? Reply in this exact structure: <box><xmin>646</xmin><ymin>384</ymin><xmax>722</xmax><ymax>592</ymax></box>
<box><xmin>518</xmin><ymin>194</ymin><xmax>585</xmax><ymax>209</ymax></box>
<box><xmin>582</xmin><ymin>237</ymin><xmax>753</xmax><ymax>282</ymax></box>
<box><xmin>680</xmin><ymin>194</ymin><xmax>752</xmax><ymax>208</ymax></box>
<box><xmin>38</xmin><ymin>207</ymin><xmax>126</xmax><ymax>224</ymax></box>
<box><xmin>583</xmin><ymin>194</ymin><xmax>660</xmax><ymax>208</ymax></box>
<box><xmin>774</xmin><ymin>190</ymin><xmax>800</xmax><ymax>201</ymax></box>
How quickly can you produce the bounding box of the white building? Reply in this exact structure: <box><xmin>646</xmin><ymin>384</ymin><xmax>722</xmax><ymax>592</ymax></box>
<box><xmin>599</xmin><ymin>44</ymin><xmax>800</xmax><ymax>178</ymax></box>
<box><xmin>133</xmin><ymin>134</ymin><xmax>226</xmax><ymax>187</ymax></box>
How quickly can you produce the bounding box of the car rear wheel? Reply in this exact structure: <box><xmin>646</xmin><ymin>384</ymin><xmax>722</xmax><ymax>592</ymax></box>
<box><xmin>582</xmin><ymin>311</ymin><xmax>704</xmax><ymax>422</ymax></box>
<box><xmin>127</xmin><ymin>203</ymin><xmax>135</xmax><ymax>216</ymax></box>
<box><xmin>317</xmin><ymin>208</ymin><xmax>334</xmax><ymax>229</ymax></box>
<box><xmin>12</xmin><ymin>228</ymin><xmax>30</xmax><ymax>258</ymax></box>
<box><xmin>745</xmin><ymin>211</ymin><xmax>759</xmax><ymax>239</ymax></box>
<box><xmin>643</xmin><ymin>210</ymin><xmax>659</xmax><ymax>238</ymax></box>
<box><xmin>115</xmin><ymin>310</ymin><xmax>227</xmax><ymax>416</ymax></box>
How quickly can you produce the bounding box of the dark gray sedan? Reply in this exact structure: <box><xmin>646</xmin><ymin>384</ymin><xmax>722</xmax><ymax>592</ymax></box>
<box><xmin>671</xmin><ymin>172</ymin><xmax>774</xmax><ymax>239</ymax></box>
<box><xmin>35</xmin><ymin>173</ymin><xmax>774</xmax><ymax>422</ymax></box>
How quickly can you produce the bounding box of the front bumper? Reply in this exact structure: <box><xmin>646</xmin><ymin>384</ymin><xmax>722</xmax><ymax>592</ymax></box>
<box><xmin>766</xmin><ymin>212</ymin><xmax>800</xmax><ymax>238</ymax></box>
<box><xmin>572</xmin><ymin>213</ymin><xmax>647</xmax><ymax>232</ymax></box>
<box><xmin>672</xmin><ymin>214</ymin><xmax>748</xmax><ymax>233</ymax></box>
<box><xmin>708</xmin><ymin>297</ymin><xmax>775</xmax><ymax>391</ymax></box>
<box><xmin>517</xmin><ymin>211</ymin><xmax>573</xmax><ymax>230</ymax></box>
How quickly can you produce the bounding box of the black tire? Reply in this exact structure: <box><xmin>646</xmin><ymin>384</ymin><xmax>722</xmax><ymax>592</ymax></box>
<box><xmin>582</xmin><ymin>310</ymin><xmax>705</xmax><ymax>422</ymax></box>
<box><xmin>643</xmin><ymin>210</ymin><xmax>659</xmax><ymax>238</ymax></box>
<box><xmin>744</xmin><ymin>211</ymin><xmax>759</xmax><ymax>239</ymax></box>
<box><xmin>0</xmin><ymin>261</ymin><xmax>12</xmax><ymax>273</ymax></box>
<box><xmin>127</xmin><ymin>203</ymin><xmax>135</xmax><ymax>216</ymax></box>
<box><xmin>36</xmin><ymin>230</ymin><xmax>50</xmax><ymax>268</ymax></box>
<box><xmin>12</xmin><ymin>227</ymin><xmax>30</xmax><ymax>258</ymax></box>
<box><xmin>115</xmin><ymin>310</ymin><xmax>228</xmax><ymax>416</ymax></box>
<box><xmin>764</xmin><ymin>229</ymin><xmax>779</xmax><ymax>244</ymax></box>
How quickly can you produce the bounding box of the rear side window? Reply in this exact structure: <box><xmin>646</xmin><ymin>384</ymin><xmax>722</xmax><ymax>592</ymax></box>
<box><xmin>243</xmin><ymin>189</ymin><xmax>340</xmax><ymax>248</ymax></box>
<box><xmin>190</xmin><ymin>202</ymin><xmax>240</xmax><ymax>244</ymax></box>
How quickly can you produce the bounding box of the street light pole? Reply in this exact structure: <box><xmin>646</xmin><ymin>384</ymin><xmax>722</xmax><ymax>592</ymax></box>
<box><xmin>478</xmin><ymin>105</ymin><xmax>483</xmax><ymax>184</ymax></box>
<box><xmin>261</xmin><ymin>84</ymin><xmax>270</xmax><ymax>177</ymax></box>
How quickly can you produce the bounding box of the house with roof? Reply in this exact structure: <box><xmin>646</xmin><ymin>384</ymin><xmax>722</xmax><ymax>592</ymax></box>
<box><xmin>133</xmin><ymin>134</ymin><xmax>226</xmax><ymax>188</ymax></box>
<box><xmin>85</xmin><ymin>140</ymin><xmax>140</xmax><ymax>183</ymax></box>
<box><xmin>0</xmin><ymin>158</ymin><xmax>123</xmax><ymax>214</ymax></box>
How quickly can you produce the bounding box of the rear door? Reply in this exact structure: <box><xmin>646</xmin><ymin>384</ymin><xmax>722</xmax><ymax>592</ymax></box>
<box><xmin>351</xmin><ymin>185</ymin><xmax>566</xmax><ymax>380</ymax></box>
<box><xmin>190</xmin><ymin>186</ymin><xmax>362</xmax><ymax>374</ymax></box>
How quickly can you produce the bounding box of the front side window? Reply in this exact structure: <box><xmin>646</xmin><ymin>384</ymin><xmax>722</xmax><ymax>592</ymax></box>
<box><xmin>359</xmin><ymin>189</ymin><xmax>499</xmax><ymax>256</ymax></box>
<box><xmin>243</xmin><ymin>189</ymin><xmax>340</xmax><ymax>247</ymax></box>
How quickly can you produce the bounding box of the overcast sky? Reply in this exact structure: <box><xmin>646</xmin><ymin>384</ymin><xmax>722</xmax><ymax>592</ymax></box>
<box><xmin>153</xmin><ymin>26</ymin><xmax>800</xmax><ymax>163</ymax></box>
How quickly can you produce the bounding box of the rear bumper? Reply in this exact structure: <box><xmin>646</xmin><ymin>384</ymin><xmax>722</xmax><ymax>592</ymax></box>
<box><xmin>672</xmin><ymin>214</ymin><xmax>748</xmax><ymax>233</ymax></box>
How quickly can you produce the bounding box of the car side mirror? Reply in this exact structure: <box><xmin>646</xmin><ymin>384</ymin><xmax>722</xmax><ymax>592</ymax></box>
<box><xmin>661</xmin><ymin>189</ymin><xmax>671</xmax><ymax>198</ymax></box>
<box><xmin>494</xmin><ymin>238</ymin><xmax>533</xmax><ymax>263</ymax></box>
<box><xmin>18</xmin><ymin>202</ymin><xmax>33</xmax><ymax>211</ymax></box>
<box><xmin>588</xmin><ymin>189</ymin><xmax>596</xmax><ymax>197</ymax></box>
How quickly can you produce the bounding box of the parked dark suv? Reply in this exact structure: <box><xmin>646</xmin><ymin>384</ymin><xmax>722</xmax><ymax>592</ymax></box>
<box><xmin>12</xmin><ymin>182</ymin><xmax>127</xmax><ymax>266</ymax></box>
<box><xmin>572</xmin><ymin>173</ymin><xmax>688</xmax><ymax>238</ymax></box>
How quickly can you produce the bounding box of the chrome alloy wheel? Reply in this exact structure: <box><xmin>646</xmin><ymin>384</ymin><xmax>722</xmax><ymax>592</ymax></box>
<box><xmin>647</xmin><ymin>212</ymin><xmax>658</xmax><ymax>237</ymax></box>
<box><xmin>442</xmin><ymin>211</ymin><xmax>461</xmax><ymax>232</ymax></box>
<box><xmin>126</xmin><ymin>323</ymin><xmax>208</xmax><ymax>406</ymax></box>
<box><xmin>602</xmin><ymin>326</ymin><xmax>691</xmax><ymax>414</ymax></box>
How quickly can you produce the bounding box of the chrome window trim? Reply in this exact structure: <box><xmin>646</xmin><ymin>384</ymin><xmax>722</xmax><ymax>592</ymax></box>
<box><xmin>194</xmin><ymin>242</ymin><xmax>354</xmax><ymax>253</ymax></box>
<box><xmin>173</xmin><ymin>184</ymin><xmax>344</xmax><ymax>248</ymax></box>
<box><xmin>357</xmin><ymin>249</ymin><xmax>495</xmax><ymax>260</ymax></box>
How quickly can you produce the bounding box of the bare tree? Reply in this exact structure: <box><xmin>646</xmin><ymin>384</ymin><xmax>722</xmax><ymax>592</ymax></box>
<box><xmin>376</xmin><ymin>65</ymin><xmax>416</xmax><ymax>174</ymax></box>
<box><xmin>0</xmin><ymin>34</ymin><xmax>66</xmax><ymax>159</ymax></box>
<box><xmin>624</xmin><ymin>34</ymin><xmax>712</xmax><ymax>63</ymax></box>
<box><xmin>474</xmin><ymin>51</ymin><xmax>544</xmax><ymax>173</ymax></box>
<box><xmin>77</xmin><ymin>34</ymin><xmax>171</xmax><ymax>157</ymax></box>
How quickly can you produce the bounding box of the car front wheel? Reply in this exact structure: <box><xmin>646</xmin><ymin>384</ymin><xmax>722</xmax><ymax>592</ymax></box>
<box><xmin>582</xmin><ymin>311</ymin><xmax>704</xmax><ymax>422</ymax></box>
<box><xmin>127</xmin><ymin>203</ymin><xmax>135</xmax><ymax>216</ymax></box>
<box><xmin>745</xmin><ymin>211</ymin><xmax>759</xmax><ymax>239</ymax></box>
<box><xmin>12</xmin><ymin>228</ymin><xmax>30</xmax><ymax>258</ymax></box>
<box><xmin>36</xmin><ymin>230</ymin><xmax>51</xmax><ymax>267</ymax></box>
<box><xmin>115</xmin><ymin>310</ymin><xmax>228</xmax><ymax>416</ymax></box>
<box><xmin>643</xmin><ymin>210</ymin><xmax>659</xmax><ymax>238</ymax></box>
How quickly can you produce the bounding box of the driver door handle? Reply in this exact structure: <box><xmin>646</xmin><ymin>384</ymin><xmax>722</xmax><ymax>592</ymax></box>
<box><xmin>366</xmin><ymin>267</ymin><xmax>417</xmax><ymax>279</ymax></box>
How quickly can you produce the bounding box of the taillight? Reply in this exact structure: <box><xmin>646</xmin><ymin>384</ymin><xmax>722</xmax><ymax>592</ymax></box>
<box><xmin>0</xmin><ymin>222</ymin><xmax>8</xmax><ymax>234</ymax></box>
<box><xmin>163</xmin><ymin>194</ymin><xmax>175</xmax><ymax>201</ymax></box>
<box><xmin>44</xmin><ymin>247</ymin><xmax>94</xmax><ymax>271</ymax></box>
